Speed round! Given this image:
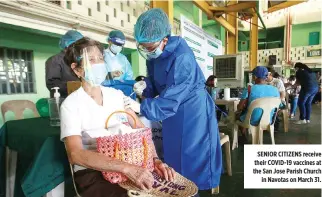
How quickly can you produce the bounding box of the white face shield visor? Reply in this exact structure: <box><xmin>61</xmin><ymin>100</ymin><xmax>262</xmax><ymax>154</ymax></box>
<box><xmin>80</xmin><ymin>46</ymin><xmax>107</xmax><ymax>86</ymax></box>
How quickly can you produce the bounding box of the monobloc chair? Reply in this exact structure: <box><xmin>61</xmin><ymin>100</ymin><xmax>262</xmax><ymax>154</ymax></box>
<box><xmin>235</xmin><ymin>97</ymin><xmax>281</xmax><ymax>144</ymax></box>
<box><xmin>64</xmin><ymin>145</ymin><xmax>81</xmax><ymax>197</ymax></box>
<box><xmin>67</xmin><ymin>81</ymin><xmax>81</xmax><ymax>95</ymax></box>
<box><xmin>281</xmin><ymin>93</ymin><xmax>289</xmax><ymax>132</ymax></box>
<box><xmin>1</xmin><ymin>100</ymin><xmax>40</xmax><ymax>197</ymax></box>
<box><xmin>210</xmin><ymin>133</ymin><xmax>232</xmax><ymax>195</ymax></box>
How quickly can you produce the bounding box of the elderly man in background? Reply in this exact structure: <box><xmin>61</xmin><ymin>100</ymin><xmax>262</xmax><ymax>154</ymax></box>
<box><xmin>45</xmin><ymin>30</ymin><xmax>83</xmax><ymax>98</ymax></box>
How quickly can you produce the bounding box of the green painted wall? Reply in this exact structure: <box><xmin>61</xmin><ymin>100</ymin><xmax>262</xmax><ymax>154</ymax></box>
<box><xmin>174</xmin><ymin>1</ymin><xmax>194</xmax><ymax>22</ymax></box>
<box><xmin>202</xmin><ymin>12</ymin><xmax>225</xmax><ymax>45</ymax></box>
<box><xmin>131</xmin><ymin>51</ymin><xmax>146</xmax><ymax>77</ymax></box>
<box><xmin>291</xmin><ymin>22</ymin><xmax>321</xmax><ymax>47</ymax></box>
<box><xmin>0</xmin><ymin>26</ymin><xmax>61</xmax><ymax>125</ymax></box>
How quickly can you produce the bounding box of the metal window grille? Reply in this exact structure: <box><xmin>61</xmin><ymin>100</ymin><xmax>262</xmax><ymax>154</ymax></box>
<box><xmin>0</xmin><ymin>47</ymin><xmax>36</xmax><ymax>94</ymax></box>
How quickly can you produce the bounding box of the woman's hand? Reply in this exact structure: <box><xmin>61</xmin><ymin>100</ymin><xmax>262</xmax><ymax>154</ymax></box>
<box><xmin>123</xmin><ymin>165</ymin><xmax>154</xmax><ymax>191</ymax></box>
<box><xmin>154</xmin><ymin>158</ymin><xmax>175</xmax><ymax>182</ymax></box>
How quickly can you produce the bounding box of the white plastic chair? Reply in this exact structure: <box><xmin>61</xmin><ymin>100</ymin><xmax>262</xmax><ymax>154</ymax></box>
<box><xmin>1</xmin><ymin>100</ymin><xmax>40</xmax><ymax>197</ymax></box>
<box><xmin>211</xmin><ymin>133</ymin><xmax>232</xmax><ymax>195</ymax></box>
<box><xmin>64</xmin><ymin>145</ymin><xmax>81</xmax><ymax>197</ymax></box>
<box><xmin>235</xmin><ymin>97</ymin><xmax>281</xmax><ymax>144</ymax></box>
<box><xmin>220</xmin><ymin>133</ymin><xmax>232</xmax><ymax>176</ymax></box>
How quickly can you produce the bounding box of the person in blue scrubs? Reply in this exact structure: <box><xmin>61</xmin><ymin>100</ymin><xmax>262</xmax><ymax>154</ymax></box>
<box><xmin>132</xmin><ymin>8</ymin><xmax>222</xmax><ymax>194</ymax></box>
<box><xmin>102</xmin><ymin>30</ymin><xmax>136</xmax><ymax>99</ymax></box>
<box><xmin>294</xmin><ymin>62</ymin><xmax>319</xmax><ymax>124</ymax></box>
<box><xmin>104</xmin><ymin>30</ymin><xmax>133</xmax><ymax>81</ymax></box>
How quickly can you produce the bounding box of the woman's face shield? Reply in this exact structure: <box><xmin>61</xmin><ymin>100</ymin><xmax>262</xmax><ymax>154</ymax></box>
<box><xmin>79</xmin><ymin>46</ymin><xmax>107</xmax><ymax>86</ymax></box>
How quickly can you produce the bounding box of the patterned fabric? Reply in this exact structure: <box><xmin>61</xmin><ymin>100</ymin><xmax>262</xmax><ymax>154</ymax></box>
<box><xmin>97</xmin><ymin>127</ymin><xmax>154</xmax><ymax>183</ymax></box>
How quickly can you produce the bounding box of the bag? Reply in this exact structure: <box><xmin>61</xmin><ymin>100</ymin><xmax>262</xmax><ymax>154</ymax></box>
<box><xmin>97</xmin><ymin>111</ymin><xmax>154</xmax><ymax>184</ymax></box>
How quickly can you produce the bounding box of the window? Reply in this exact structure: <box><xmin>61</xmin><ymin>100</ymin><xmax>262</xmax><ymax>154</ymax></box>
<box><xmin>127</xmin><ymin>0</ymin><xmax>130</xmax><ymax>6</ymax></box>
<box><xmin>106</xmin><ymin>14</ymin><xmax>109</xmax><ymax>22</ymax></box>
<box><xmin>133</xmin><ymin>9</ymin><xmax>136</xmax><ymax>17</ymax></box>
<box><xmin>97</xmin><ymin>2</ymin><xmax>101</xmax><ymax>12</ymax></box>
<box><xmin>88</xmin><ymin>8</ymin><xmax>92</xmax><ymax>16</ymax></box>
<box><xmin>121</xmin><ymin>20</ymin><xmax>124</xmax><ymax>27</ymax></box>
<box><xmin>127</xmin><ymin>14</ymin><xmax>130</xmax><ymax>23</ymax></box>
<box><xmin>0</xmin><ymin>47</ymin><xmax>35</xmax><ymax>94</ymax></box>
<box><xmin>78</xmin><ymin>0</ymin><xmax>81</xmax><ymax>5</ymax></box>
<box><xmin>47</xmin><ymin>1</ymin><xmax>61</xmax><ymax>6</ymax></box>
<box><xmin>66</xmin><ymin>1</ymin><xmax>71</xmax><ymax>9</ymax></box>
<box><xmin>114</xmin><ymin>8</ymin><xmax>117</xmax><ymax>17</ymax></box>
<box><xmin>105</xmin><ymin>0</ymin><xmax>108</xmax><ymax>6</ymax></box>
<box><xmin>120</xmin><ymin>3</ymin><xmax>123</xmax><ymax>11</ymax></box>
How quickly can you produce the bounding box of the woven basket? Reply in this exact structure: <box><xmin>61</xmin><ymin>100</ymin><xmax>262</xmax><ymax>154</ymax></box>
<box><xmin>121</xmin><ymin>171</ymin><xmax>198</xmax><ymax>197</ymax></box>
<box><xmin>97</xmin><ymin>111</ymin><xmax>154</xmax><ymax>184</ymax></box>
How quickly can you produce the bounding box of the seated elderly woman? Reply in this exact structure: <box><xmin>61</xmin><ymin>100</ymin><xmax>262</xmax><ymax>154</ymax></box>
<box><xmin>236</xmin><ymin>66</ymin><xmax>280</xmax><ymax>141</ymax></box>
<box><xmin>61</xmin><ymin>37</ymin><xmax>175</xmax><ymax>197</ymax></box>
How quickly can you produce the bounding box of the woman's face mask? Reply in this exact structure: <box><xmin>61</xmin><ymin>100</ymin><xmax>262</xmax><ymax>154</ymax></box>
<box><xmin>80</xmin><ymin>48</ymin><xmax>107</xmax><ymax>86</ymax></box>
<box><xmin>84</xmin><ymin>63</ymin><xmax>107</xmax><ymax>86</ymax></box>
<box><xmin>110</xmin><ymin>44</ymin><xmax>123</xmax><ymax>55</ymax></box>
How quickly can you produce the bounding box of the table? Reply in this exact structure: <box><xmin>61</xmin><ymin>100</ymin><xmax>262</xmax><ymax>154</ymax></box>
<box><xmin>0</xmin><ymin>117</ymin><xmax>69</xmax><ymax>197</ymax></box>
<box><xmin>215</xmin><ymin>99</ymin><xmax>240</xmax><ymax>150</ymax></box>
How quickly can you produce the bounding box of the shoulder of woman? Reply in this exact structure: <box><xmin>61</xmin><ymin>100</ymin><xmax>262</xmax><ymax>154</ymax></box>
<box><xmin>101</xmin><ymin>86</ymin><xmax>124</xmax><ymax>96</ymax></box>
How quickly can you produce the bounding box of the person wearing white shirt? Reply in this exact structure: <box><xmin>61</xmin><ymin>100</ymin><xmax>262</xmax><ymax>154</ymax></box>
<box><xmin>266</xmin><ymin>67</ymin><xmax>286</xmax><ymax>132</ymax></box>
<box><xmin>267</xmin><ymin>67</ymin><xmax>286</xmax><ymax>102</ymax></box>
<box><xmin>61</xmin><ymin>37</ymin><xmax>174</xmax><ymax>197</ymax></box>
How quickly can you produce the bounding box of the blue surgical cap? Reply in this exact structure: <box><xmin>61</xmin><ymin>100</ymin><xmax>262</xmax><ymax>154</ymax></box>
<box><xmin>134</xmin><ymin>8</ymin><xmax>171</xmax><ymax>43</ymax></box>
<box><xmin>59</xmin><ymin>30</ymin><xmax>83</xmax><ymax>49</ymax></box>
<box><xmin>108</xmin><ymin>30</ymin><xmax>126</xmax><ymax>45</ymax></box>
<box><xmin>252</xmin><ymin>66</ymin><xmax>268</xmax><ymax>79</ymax></box>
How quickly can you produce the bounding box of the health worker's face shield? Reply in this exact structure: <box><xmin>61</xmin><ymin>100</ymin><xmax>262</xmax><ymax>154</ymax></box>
<box><xmin>136</xmin><ymin>38</ymin><xmax>167</xmax><ymax>60</ymax></box>
<box><xmin>79</xmin><ymin>46</ymin><xmax>107</xmax><ymax>87</ymax></box>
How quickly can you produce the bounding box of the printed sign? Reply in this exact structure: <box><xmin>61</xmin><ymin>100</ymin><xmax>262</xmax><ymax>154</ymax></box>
<box><xmin>152</xmin><ymin>172</ymin><xmax>187</xmax><ymax>195</ymax></box>
<box><xmin>180</xmin><ymin>15</ymin><xmax>223</xmax><ymax>79</ymax></box>
<box><xmin>307</xmin><ymin>48</ymin><xmax>321</xmax><ymax>58</ymax></box>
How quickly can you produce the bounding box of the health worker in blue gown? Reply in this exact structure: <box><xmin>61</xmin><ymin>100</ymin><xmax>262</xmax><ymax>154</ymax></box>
<box><xmin>102</xmin><ymin>30</ymin><xmax>136</xmax><ymax>99</ymax></box>
<box><xmin>104</xmin><ymin>30</ymin><xmax>133</xmax><ymax>81</ymax></box>
<box><xmin>132</xmin><ymin>8</ymin><xmax>222</xmax><ymax>192</ymax></box>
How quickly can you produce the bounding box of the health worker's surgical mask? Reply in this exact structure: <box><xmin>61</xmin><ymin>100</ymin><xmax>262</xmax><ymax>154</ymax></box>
<box><xmin>84</xmin><ymin>63</ymin><xmax>107</xmax><ymax>86</ymax></box>
<box><xmin>137</xmin><ymin>40</ymin><xmax>164</xmax><ymax>60</ymax></box>
<box><xmin>290</xmin><ymin>81</ymin><xmax>296</xmax><ymax>85</ymax></box>
<box><xmin>110</xmin><ymin>44</ymin><xmax>123</xmax><ymax>55</ymax></box>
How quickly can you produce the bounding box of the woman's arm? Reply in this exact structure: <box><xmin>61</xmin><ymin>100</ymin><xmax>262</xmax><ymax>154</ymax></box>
<box><xmin>237</xmin><ymin>99</ymin><xmax>247</xmax><ymax>112</ymax></box>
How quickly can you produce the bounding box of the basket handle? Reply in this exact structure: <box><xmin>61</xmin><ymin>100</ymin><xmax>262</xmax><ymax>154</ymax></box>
<box><xmin>105</xmin><ymin>110</ymin><xmax>137</xmax><ymax>129</ymax></box>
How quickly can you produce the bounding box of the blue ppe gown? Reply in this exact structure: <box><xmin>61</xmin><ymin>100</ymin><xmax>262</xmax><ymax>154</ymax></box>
<box><xmin>104</xmin><ymin>48</ymin><xmax>134</xmax><ymax>81</ymax></box>
<box><xmin>140</xmin><ymin>36</ymin><xmax>222</xmax><ymax>190</ymax></box>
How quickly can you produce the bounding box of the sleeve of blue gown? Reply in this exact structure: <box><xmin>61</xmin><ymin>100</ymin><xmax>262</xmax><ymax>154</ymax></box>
<box><xmin>122</xmin><ymin>57</ymin><xmax>134</xmax><ymax>80</ymax></box>
<box><xmin>141</xmin><ymin>54</ymin><xmax>194</xmax><ymax>121</ymax></box>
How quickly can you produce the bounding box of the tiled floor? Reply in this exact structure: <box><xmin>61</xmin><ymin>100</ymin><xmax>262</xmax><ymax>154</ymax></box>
<box><xmin>206</xmin><ymin>105</ymin><xmax>321</xmax><ymax>197</ymax></box>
